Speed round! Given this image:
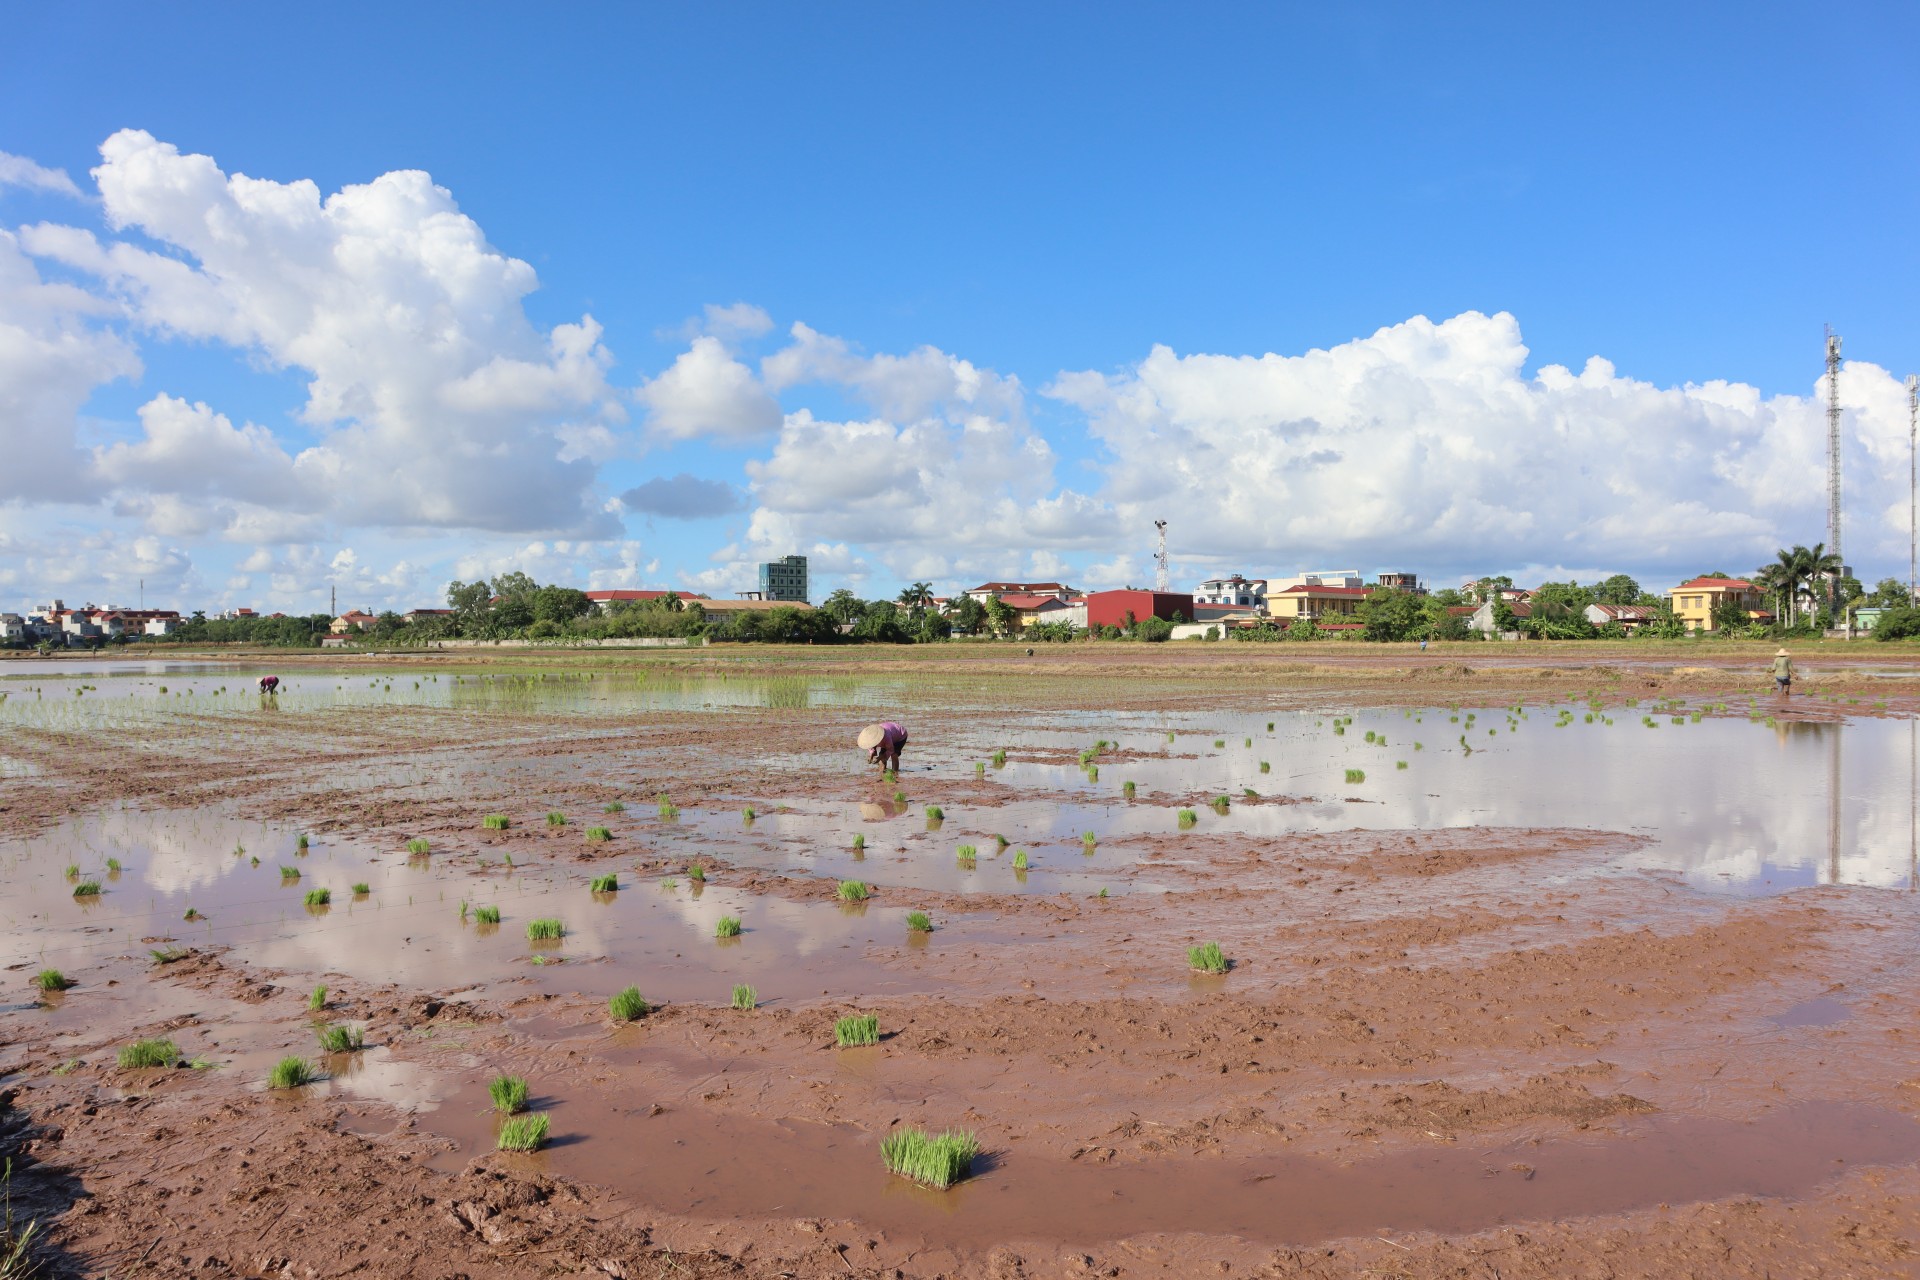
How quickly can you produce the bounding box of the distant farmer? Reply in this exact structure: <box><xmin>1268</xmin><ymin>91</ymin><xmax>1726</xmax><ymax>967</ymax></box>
<box><xmin>258</xmin><ymin>675</ymin><xmax>280</xmax><ymax>694</ymax></box>
<box><xmin>858</xmin><ymin>721</ymin><xmax>907</xmax><ymax>772</ymax></box>
<box><xmin>1770</xmin><ymin>648</ymin><xmax>1794</xmax><ymax>695</ymax></box>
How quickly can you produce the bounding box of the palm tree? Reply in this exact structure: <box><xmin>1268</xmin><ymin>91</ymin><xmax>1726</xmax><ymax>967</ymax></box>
<box><xmin>896</xmin><ymin>582</ymin><xmax>934</xmax><ymax>613</ymax></box>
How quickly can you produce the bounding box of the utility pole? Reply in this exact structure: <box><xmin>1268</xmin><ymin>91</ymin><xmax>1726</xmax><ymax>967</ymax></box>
<box><xmin>330</xmin><ymin>584</ymin><xmax>336</xmax><ymax>619</ymax></box>
<box><xmin>1825</xmin><ymin>327</ymin><xmax>1844</xmax><ymax>608</ymax></box>
<box><xmin>1908</xmin><ymin>373</ymin><xmax>1918</xmax><ymax>602</ymax></box>
<box><xmin>1153</xmin><ymin>520</ymin><xmax>1169</xmax><ymax>593</ymax></box>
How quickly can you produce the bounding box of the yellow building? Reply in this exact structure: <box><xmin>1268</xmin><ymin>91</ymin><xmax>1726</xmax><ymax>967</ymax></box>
<box><xmin>1268</xmin><ymin>583</ymin><xmax>1369</xmax><ymax>622</ymax></box>
<box><xmin>1667</xmin><ymin>577</ymin><xmax>1764</xmax><ymax>633</ymax></box>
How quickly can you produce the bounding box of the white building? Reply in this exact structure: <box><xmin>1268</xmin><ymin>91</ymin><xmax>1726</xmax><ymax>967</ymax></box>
<box><xmin>1195</xmin><ymin>574</ymin><xmax>1267</xmax><ymax>609</ymax></box>
<box><xmin>1266</xmin><ymin>570</ymin><xmax>1363</xmax><ymax>593</ymax></box>
<box><xmin>0</xmin><ymin>614</ymin><xmax>24</xmax><ymax>643</ymax></box>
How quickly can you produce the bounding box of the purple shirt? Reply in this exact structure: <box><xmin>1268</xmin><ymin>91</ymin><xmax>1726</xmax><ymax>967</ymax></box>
<box><xmin>878</xmin><ymin>722</ymin><xmax>906</xmax><ymax>749</ymax></box>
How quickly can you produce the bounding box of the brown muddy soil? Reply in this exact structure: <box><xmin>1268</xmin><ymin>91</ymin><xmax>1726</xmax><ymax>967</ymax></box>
<box><xmin>4</xmin><ymin>648</ymin><xmax>1920</xmax><ymax>1278</ymax></box>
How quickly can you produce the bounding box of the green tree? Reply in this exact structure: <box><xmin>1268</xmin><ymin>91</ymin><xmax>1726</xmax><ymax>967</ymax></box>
<box><xmin>1869</xmin><ymin>578</ymin><xmax>1913</xmax><ymax>608</ymax></box>
<box><xmin>821</xmin><ymin>589</ymin><xmax>867</xmax><ymax>626</ymax></box>
<box><xmin>1709</xmin><ymin>593</ymin><xmax>1750</xmax><ymax>634</ymax></box>
<box><xmin>1592</xmin><ymin>574</ymin><xmax>1641</xmax><ymax>605</ymax></box>
<box><xmin>531</xmin><ymin>586</ymin><xmax>591</xmax><ymax>624</ymax></box>
<box><xmin>896</xmin><ymin>582</ymin><xmax>934</xmax><ymax>613</ymax></box>
<box><xmin>446</xmin><ymin>580</ymin><xmax>493</xmax><ymax>633</ymax></box>
<box><xmin>491</xmin><ymin>570</ymin><xmax>538</xmax><ymax>604</ymax></box>
<box><xmin>982</xmin><ymin>597</ymin><xmax>1015</xmax><ymax>638</ymax></box>
<box><xmin>947</xmin><ymin>595</ymin><xmax>985</xmax><ymax>635</ymax></box>
<box><xmin>1357</xmin><ymin>588</ymin><xmax>1425</xmax><ymax>642</ymax></box>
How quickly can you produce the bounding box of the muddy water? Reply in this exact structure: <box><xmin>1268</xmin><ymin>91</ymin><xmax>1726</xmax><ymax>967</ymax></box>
<box><xmin>414</xmin><ymin>1079</ymin><xmax>1920</xmax><ymax>1249</ymax></box>
<box><xmin>694</xmin><ymin>707</ymin><xmax>1920</xmax><ymax>896</ymax></box>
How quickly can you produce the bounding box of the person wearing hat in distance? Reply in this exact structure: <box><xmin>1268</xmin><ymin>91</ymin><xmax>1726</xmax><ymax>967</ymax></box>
<box><xmin>1770</xmin><ymin>647</ymin><xmax>1795</xmax><ymax>696</ymax></box>
<box><xmin>858</xmin><ymin>721</ymin><xmax>908</xmax><ymax>772</ymax></box>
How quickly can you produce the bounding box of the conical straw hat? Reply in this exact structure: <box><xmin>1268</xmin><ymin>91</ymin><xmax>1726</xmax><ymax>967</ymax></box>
<box><xmin>857</xmin><ymin>723</ymin><xmax>887</xmax><ymax>749</ymax></box>
<box><xmin>1776</xmin><ymin>648</ymin><xmax>1789</xmax><ymax>656</ymax></box>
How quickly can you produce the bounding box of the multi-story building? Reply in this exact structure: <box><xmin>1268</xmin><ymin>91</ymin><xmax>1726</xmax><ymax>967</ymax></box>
<box><xmin>1668</xmin><ymin>577</ymin><xmax>1766</xmax><ymax>633</ymax></box>
<box><xmin>1195</xmin><ymin>575</ymin><xmax>1266</xmax><ymax>609</ymax></box>
<box><xmin>1266</xmin><ymin>570</ymin><xmax>1363</xmax><ymax>594</ymax></box>
<box><xmin>1268</xmin><ymin>582</ymin><xmax>1369</xmax><ymax>624</ymax></box>
<box><xmin>758</xmin><ymin>555</ymin><xmax>809</xmax><ymax>603</ymax></box>
<box><xmin>963</xmin><ymin>580</ymin><xmax>1078</xmax><ymax>604</ymax></box>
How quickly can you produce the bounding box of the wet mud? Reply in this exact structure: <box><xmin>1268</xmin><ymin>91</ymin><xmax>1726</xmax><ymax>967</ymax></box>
<box><xmin>5</xmin><ymin>646</ymin><xmax>1920</xmax><ymax>1277</ymax></box>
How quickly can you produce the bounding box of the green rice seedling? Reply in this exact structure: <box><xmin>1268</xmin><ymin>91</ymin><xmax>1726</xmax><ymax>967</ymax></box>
<box><xmin>1334</xmin><ymin>725</ymin><xmax>1345</xmax><ymax>736</ymax></box>
<box><xmin>1123</xmin><ymin>780</ymin><xmax>1136</xmax><ymax>797</ymax></box>
<box><xmin>1176</xmin><ymin>808</ymin><xmax>1198</xmax><ymax>827</ymax></box>
<box><xmin>315</xmin><ymin>1023</ymin><xmax>363</xmax><ymax>1053</ymax></box>
<box><xmin>496</xmin><ymin>1113</ymin><xmax>549</xmax><ymax>1152</ymax></box>
<box><xmin>1214</xmin><ymin>738</ymin><xmax>1225</xmax><ymax>748</ymax></box>
<box><xmin>546</xmin><ymin>811</ymin><xmax>568</xmax><ymax>828</ymax></box>
<box><xmin>1012</xmin><ymin>849</ymin><xmax>1029</xmax><ymax>870</ymax></box>
<box><xmin>1085</xmin><ymin>764</ymin><xmax>1098</xmax><ymax>782</ymax></box>
<box><xmin>1211</xmin><ymin>795</ymin><xmax>1230</xmax><ymax>812</ymax></box>
<box><xmin>475</xmin><ymin>905</ymin><xmax>502</xmax><ymax>925</ymax></box>
<box><xmin>296</xmin><ymin>833</ymin><xmax>309</xmax><ymax>850</ymax></box>
<box><xmin>656</xmin><ymin>795</ymin><xmax>678</xmax><ymax>819</ymax></box>
<box><xmin>1259</xmin><ymin>761</ymin><xmax>1271</xmax><ymax>773</ymax></box>
<box><xmin>482</xmin><ymin>814</ymin><xmax>510</xmax><ymax>830</ymax></box>
<box><xmin>1244</xmin><ymin>737</ymin><xmax>1252</xmax><ymax>747</ymax></box>
<box><xmin>715</xmin><ymin>916</ymin><xmax>742</xmax><ymax>939</ymax></box>
<box><xmin>589</xmin><ymin>872</ymin><xmax>619</xmax><ymax>893</ymax></box>
<box><xmin>1242</xmin><ymin>788</ymin><xmax>1258</xmax><ymax>800</ymax></box>
<box><xmin>835</xmin><ymin>1014</ymin><xmax>880</xmax><ymax>1047</ymax></box>
<box><xmin>63</xmin><ymin>863</ymin><xmax>78</xmax><ymax>879</ymax></box>
<box><xmin>250</xmin><ymin>856</ymin><xmax>260</xmax><ymax>868</ymax></box>
<box><xmin>233</xmin><ymin>843</ymin><xmax>246</xmax><ymax>857</ymax></box>
<box><xmin>893</xmin><ymin>789</ymin><xmax>906</xmax><ymax>802</ymax></box>
<box><xmin>1082</xmin><ymin>831</ymin><xmax>1097</xmax><ymax>849</ymax></box>
<box><xmin>149</xmin><ymin>947</ymin><xmax>186</xmax><ymax>964</ymax></box>
<box><xmin>974</xmin><ymin>761</ymin><xmax>986</xmax><ymax>775</ymax></box>
<box><xmin>105</xmin><ymin>857</ymin><xmax>122</xmax><ymax>873</ymax></box>
<box><xmin>406</xmin><ymin>838</ymin><xmax>430</xmax><ymax>856</ymax></box>
<box><xmin>1267</xmin><ymin>721</ymin><xmax>1275</xmax><ymax>731</ymax></box>
<box><xmin>991</xmin><ymin>748</ymin><xmax>1007</xmax><ymax>766</ymax></box>
<box><xmin>280</xmin><ymin>866</ymin><xmax>301</xmax><ymax>881</ymax></box>
<box><xmin>1097</xmin><ymin>887</ymin><xmax>1110</xmax><ymax>898</ymax></box>
<box><xmin>1344</xmin><ymin>769</ymin><xmax>1366</xmax><ymax>783</ymax></box>
<box><xmin>1396</xmin><ymin>760</ymin><xmax>1408</xmax><ymax>770</ymax></box>
<box><xmin>925</xmin><ymin>804</ymin><xmax>944</xmax><ymax>821</ymax></box>
<box><xmin>837</xmin><ymin>879</ymin><xmax>870</xmax><ymax>902</ymax></box>
<box><xmin>585</xmin><ymin>826</ymin><xmax>611</xmax><ymax>842</ymax></box>
<box><xmin>1188</xmin><ymin>941</ymin><xmax>1228</xmax><ymax>974</ymax></box>
<box><xmin>731</xmin><ymin>983</ymin><xmax>756</xmax><ymax>1010</ymax></box>
<box><xmin>183</xmin><ymin>907</ymin><xmax>203</xmax><ymax>921</ymax></box>
<box><xmin>992</xmin><ymin>833</ymin><xmax>1009</xmax><ymax>848</ymax></box>
<box><xmin>267</xmin><ymin>1056</ymin><xmax>317</xmax><ymax>1089</ymax></box>
<box><xmin>304</xmin><ymin>887</ymin><xmax>331</xmax><ymax>906</ymax></box>
<box><xmin>906</xmin><ymin>910</ymin><xmax>933</xmax><ymax>932</ymax></box>
<box><xmin>351</xmin><ymin>882</ymin><xmax>370</xmax><ymax>895</ymax></box>
<box><xmin>34</xmin><ymin>969</ymin><xmax>69</xmax><ymax>993</ymax></box>
<box><xmin>525</xmin><ymin>918</ymin><xmax>563</xmax><ymax>941</ymax></box>
<box><xmin>608</xmin><ymin>986</ymin><xmax>649</xmax><ymax>1022</ymax></box>
<box><xmin>880</xmin><ymin>1127</ymin><xmax>979</xmax><ymax>1189</ymax></box>
<box><xmin>851</xmin><ymin>833</ymin><xmax>867</xmax><ymax>851</ymax></box>
<box><xmin>489</xmin><ymin>1074</ymin><xmax>530</xmax><ymax>1113</ymax></box>
<box><xmin>955</xmin><ymin>844</ymin><xmax>977</xmax><ymax>868</ymax></box>
<box><xmin>459</xmin><ymin>900</ymin><xmax>470</xmax><ymax>921</ymax></box>
<box><xmin>1364</xmin><ymin>729</ymin><xmax>1377</xmax><ymax>743</ymax></box>
<box><xmin>604</xmin><ymin>801</ymin><xmax>625</xmax><ymax>813</ymax></box>
<box><xmin>309</xmin><ymin>984</ymin><xmax>327</xmax><ymax>1011</ymax></box>
<box><xmin>118</xmin><ymin>1038</ymin><xmax>179</xmax><ymax>1069</ymax></box>
<box><xmin>741</xmin><ymin>806</ymin><xmax>756</xmax><ymax>821</ymax></box>
<box><xmin>71</xmin><ymin>880</ymin><xmax>101</xmax><ymax>898</ymax></box>
<box><xmin>687</xmin><ymin>862</ymin><xmax>707</xmax><ymax>882</ymax></box>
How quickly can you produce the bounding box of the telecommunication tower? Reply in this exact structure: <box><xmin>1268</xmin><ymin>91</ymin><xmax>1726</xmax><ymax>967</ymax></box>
<box><xmin>1153</xmin><ymin>520</ymin><xmax>1169</xmax><ymax>593</ymax></box>
<box><xmin>1826</xmin><ymin>327</ymin><xmax>1844</xmax><ymax>584</ymax></box>
<box><xmin>1908</xmin><ymin>373</ymin><xmax>1919</xmax><ymax>601</ymax></box>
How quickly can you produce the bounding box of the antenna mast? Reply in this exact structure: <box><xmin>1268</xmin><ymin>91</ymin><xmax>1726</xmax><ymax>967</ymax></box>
<box><xmin>1826</xmin><ymin>327</ymin><xmax>1844</xmax><ymax>596</ymax></box>
<box><xmin>1153</xmin><ymin>520</ymin><xmax>1169</xmax><ymax>593</ymax></box>
<box><xmin>1908</xmin><ymin>373</ymin><xmax>1918</xmax><ymax>602</ymax></box>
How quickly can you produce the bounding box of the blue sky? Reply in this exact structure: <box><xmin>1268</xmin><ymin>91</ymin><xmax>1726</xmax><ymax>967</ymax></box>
<box><xmin>3</xmin><ymin>2</ymin><xmax>1918</xmax><ymax>614</ymax></box>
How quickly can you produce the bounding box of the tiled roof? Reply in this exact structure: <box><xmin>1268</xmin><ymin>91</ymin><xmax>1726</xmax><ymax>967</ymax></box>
<box><xmin>1675</xmin><ymin>577</ymin><xmax>1756</xmax><ymax>591</ymax></box>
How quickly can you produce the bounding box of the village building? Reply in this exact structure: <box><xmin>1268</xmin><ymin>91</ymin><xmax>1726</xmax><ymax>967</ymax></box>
<box><xmin>1667</xmin><ymin>577</ymin><xmax>1766</xmax><ymax>633</ymax></box>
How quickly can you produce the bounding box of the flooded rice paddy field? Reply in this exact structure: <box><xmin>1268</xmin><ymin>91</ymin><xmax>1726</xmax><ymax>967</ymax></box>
<box><xmin>5</xmin><ymin>645</ymin><xmax>1920</xmax><ymax>1278</ymax></box>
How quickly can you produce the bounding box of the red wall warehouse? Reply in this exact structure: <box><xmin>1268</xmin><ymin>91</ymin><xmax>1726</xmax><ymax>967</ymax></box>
<box><xmin>1084</xmin><ymin>590</ymin><xmax>1197</xmax><ymax>629</ymax></box>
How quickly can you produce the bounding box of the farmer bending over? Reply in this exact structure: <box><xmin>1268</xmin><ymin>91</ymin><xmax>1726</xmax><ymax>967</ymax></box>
<box><xmin>858</xmin><ymin>721</ymin><xmax>907</xmax><ymax>772</ymax></box>
<box><xmin>1770</xmin><ymin>648</ymin><xmax>1794</xmax><ymax>696</ymax></box>
<box><xmin>258</xmin><ymin>675</ymin><xmax>280</xmax><ymax>694</ymax></box>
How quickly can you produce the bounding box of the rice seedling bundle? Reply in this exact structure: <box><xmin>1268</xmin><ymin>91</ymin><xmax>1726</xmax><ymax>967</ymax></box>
<box><xmin>731</xmin><ymin>983</ymin><xmax>756</xmax><ymax>1010</ymax></box>
<box><xmin>880</xmin><ymin>1127</ymin><xmax>979</xmax><ymax>1189</ymax></box>
<box><xmin>496</xmin><ymin>1113</ymin><xmax>549</xmax><ymax>1151</ymax></box>
<box><xmin>118</xmin><ymin>1038</ymin><xmax>179</xmax><ymax>1069</ymax></box>
<box><xmin>715</xmin><ymin>916</ymin><xmax>743</xmax><ymax>938</ymax></box>
<box><xmin>589</xmin><ymin>873</ymin><xmax>619</xmax><ymax>893</ymax></box>
<box><xmin>837</xmin><ymin>880</ymin><xmax>870</xmax><ymax>902</ymax></box>
<box><xmin>608</xmin><ymin>986</ymin><xmax>649</xmax><ymax>1022</ymax></box>
<box><xmin>489</xmin><ymin>1074</ymin><xmax>530</xmax><ymax>1113</ymax></box>
<box><xmin>1188</xmin><ymin>941</ymin><xmax>1228</xmax><ymax>974</ymax></box>
<box><xmin>525</xmin><ymin>918</ymin><xmax>563</xmax><ymax>941</ymax></box>
<box><xmin>835</xmin><ymin>1014</ymin><xmax>879</xmax><ymax>1047</ymax></box>
<box><xmin>267</xmin><ymin>1056</ymin><xmax>316</xmax><ymax>1089</ymax></box>
<box><xmin>906</xmin><ymin>910</ymin><xmax>933</xmax><ymax>932</ymax></box>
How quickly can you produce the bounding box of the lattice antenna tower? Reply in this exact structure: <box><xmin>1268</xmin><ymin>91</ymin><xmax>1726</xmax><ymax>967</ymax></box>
<box><xmin>1908</xmin><ymin>373</ymin><xmax>1919</xmax><ymax>601</ymax></box>
<box><xmin>1153</xmin><ymin>520</ymin><xmax>1169</xmax><ymax>593</ymax></box>
<box><xmin>1826</xmin><ymin>326</ymin><xmax>1844</xmax><ymax>581</ymax></box>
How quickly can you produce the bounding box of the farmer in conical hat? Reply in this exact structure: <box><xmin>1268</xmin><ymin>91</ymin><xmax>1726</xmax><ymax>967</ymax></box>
<box><xmin>1770</xmin><ymin>647</ymin><xmax>1794</xmax><ymax>696</ymax></box>
<box><xmin>858</xmin><ymin>721</ymin><xmax>907</xmax><ymax>772</ymax></box>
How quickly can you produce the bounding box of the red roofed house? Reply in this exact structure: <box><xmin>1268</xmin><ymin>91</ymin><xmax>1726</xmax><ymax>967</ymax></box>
<box><xmin>1268</xmin><ymin>582</ymin><xmax>1370</xmax><ymax>624</ymax></box>
<box><xmin>964</xmin><ymin>581</ymin><xmax>1078</xmax><ymax>605</ymax></box>
<box><xmin>329</xmin><ymin>611</ymin><xmax>378</xmax><ymax>635</ymax></box>
<box><xmin>1667</xmin><ymin>577</ymin><xmax>1765</xmax><ymax>633</ymax></box>
<box><xmin>584</xmin><ymin>589</ymin><xmax>709</xmax><ymax>613</ymax></box>
<box><xmin>1583</xmin><ymin>603</ymin><xmax>1658</xmax><ymax>633</ymax></box>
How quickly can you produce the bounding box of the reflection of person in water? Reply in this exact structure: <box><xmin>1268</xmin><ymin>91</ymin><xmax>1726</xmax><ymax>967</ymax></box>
<box><xmin>1770</xmin><ymin>648</ymin><xmax>1794</xmax><ymax>696</ymax></box>
<box><xmin>858</xmin><ymin>721</ymin><xmax>907</xmax><ymax>772</ymax></box>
